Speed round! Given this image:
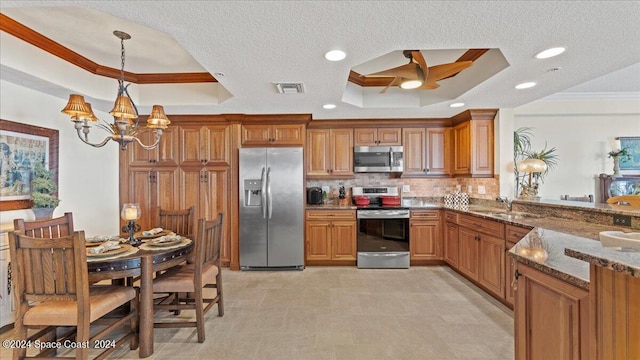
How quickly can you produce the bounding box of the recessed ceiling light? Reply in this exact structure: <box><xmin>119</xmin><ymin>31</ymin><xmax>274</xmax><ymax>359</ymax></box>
<box><xmin>323</xmin><ymin>103</ymin><xmax>336</xmax><ymax>109</ymax></box>
<box><xmin>535</xmin><ymin>47</ymin><xmax>565</xmax><ymax>59</ymax></box>
<box><xmin>450</xmin><ymin>102</ymin><xmax>465</xmax><ymax>108</ymax></box>
<box><xmin>515</xmin><ymin>82</ymin><xmax>537</xmax><ymax>89</ymax></box>
<box><xmin>324</xmin><ymin>50</ymin><xmax>346</xmax><ymax>61</ymax></box>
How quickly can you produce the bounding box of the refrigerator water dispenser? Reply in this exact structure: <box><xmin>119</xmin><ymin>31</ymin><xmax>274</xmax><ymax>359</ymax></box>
<box><xmin>244</xmin><ymin>179</ymin><xmax>262</xmax><ymax>206</ymax></box>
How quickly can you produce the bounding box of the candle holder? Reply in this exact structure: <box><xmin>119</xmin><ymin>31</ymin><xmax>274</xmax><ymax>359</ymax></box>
<box><xmin>121</xmin><ymin>203</ymin><xmax>142</xmax><ymax>247</ymax></box>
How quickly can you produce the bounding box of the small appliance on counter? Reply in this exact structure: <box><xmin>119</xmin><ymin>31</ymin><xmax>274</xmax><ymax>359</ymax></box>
<box><xmin>307</xmin><ymin>187</ymin><xmax>323</xmax><ymax>205</ymax></box>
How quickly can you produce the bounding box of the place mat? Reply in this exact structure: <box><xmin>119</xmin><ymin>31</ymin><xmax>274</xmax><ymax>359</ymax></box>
<box><xmin>86</xmin><ymin>247</ymin><xmax>139</xmax><ymax>262</ymax></box>
<box><xmin>146</xmin><ymin>238</ymin><xmax>183</xmax><ymax>247</ymax></box>
<box><xmin>134</xmin><ymin>229</ymin><xmax>171</xmax><ymax>240</ymax></box>
<box><xmin>86</xmin><ymin>244</ymin><xmax>132</xmax><ymax>258</ymax></box>
<box><xmin>139</xmin><ymin>238</ymin><xmax>192</xmax><ymax>251</ymax></box>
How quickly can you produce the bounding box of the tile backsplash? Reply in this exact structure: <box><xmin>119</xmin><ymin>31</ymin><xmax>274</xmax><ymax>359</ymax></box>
<box><xmin>307</xmin><ymin>174</ymin><xmax>499</xmax><ymax>200</ymax></box>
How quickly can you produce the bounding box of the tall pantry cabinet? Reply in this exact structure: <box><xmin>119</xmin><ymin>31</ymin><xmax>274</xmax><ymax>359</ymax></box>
<box><xmin>119</xmin><ymin>116</ymin><xmax>232</xmax><ymax>264</ymax></box>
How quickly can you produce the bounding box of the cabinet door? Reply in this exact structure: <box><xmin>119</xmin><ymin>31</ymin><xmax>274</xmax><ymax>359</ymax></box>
<box><xmin>154</xmin><ymin>167</ymin><xmax>180</xmax><ymax>214</ymax></box>
<box><xmin>402</xmin><ymin>128</ymin><xmax>427</xmax><ymax>175</ymax></box>
<box><xmin>331</xmin><ymin>221</ymin><xmax>356</xmax><ymax>260</ymax></box>
<box><xmin>458</xmin><ymin>227</ymin><xmax>479</xmax><ymax>281</ymax></box>
<box><xmin>354</xmin><ymin>128</ymin><xmax>378</xmax><ymax>146</ymax></box>
<box><xmin>426</xmin><ymin>127</ymin><xmax>451</xmax><ymax>176</ymax></box>
<box><xmin>241</xmin><ymin>125</ymin><xmax>271</xmax><ymax>146</ymax></box>
<box><xmin>453</xmin><ymin>122</ymin><xmax>471</xmax><ymax>175</ymax></box>
<box><xmin>505</xmin><ymin>241</ymin><xmax>517</xmax><ymax>307</ymax></box>
<box><xmin>306</xmin><ymin>129</ymin><xmax>331</xmax><ymax>176</ymax></box>
<box><xmin>444</xmin><ymin>222</ymin><xmax>459</xmax><ymax>267</ymax></box>
<box><xmin>202</xmin><ymin>125</ymin><xmax>230</xmax><ymax>165</ymax></box>
<box><xmin>377</xmin><ymin>128</ymin><xmax>402</xmax><ymax>145</ymax></box>
<box><xmin>200</xmin><ymin>167</ymin><xmax>230</xmax><ymax>262</ymax></box>
<box><xmin>272</xmin><ymin>124</ymin><xmax>304</xmax><ymax>146</ymax></box>
<box><xmin>128</xmin><ymin>127</ymin><xmax>178</xmax><ymax>167</ymax></box>
<box><xmin>331</xmin><ymin>129</ymin><xmax>354</xmax><ymax>176</ymax></box>
<box><xmin>179</xmin><ymin>168</ymin><xmax>207</xmax><ymax>226</ymax></box>
<box><xmin>180</xmin><ymin>126</ymin><xmax>208</xmax><ymax>166</ymax></box>
<box><xmin>515</xmin><ymin>263</ymin><xmax>589</xmax><ymax>360</ymax></box>
<box><xmin>306</xmin><ymin>221</ymin><xmax>332</xmax><ymax>260</ymax></box>
<box><xmin>471</xmin><ymin>120</ymin><xmax>493</xmax><ymax>175</ymax></box>
<box><xmin>478</xmin><ymin>233</ymin><xmax>505</xmax><ymax>298</ymax></box>
<box><xmin>126</xmin><ymin>167</ymin><xmax>155</xmax><ymax>231</ymax></box>
<box><xmin>410</xmin><ymin>221</ymin><xmax>441</xmax><ymax>260</ymax></box>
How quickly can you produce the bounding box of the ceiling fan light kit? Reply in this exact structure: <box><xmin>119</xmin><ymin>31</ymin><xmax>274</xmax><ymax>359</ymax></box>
<box><xmin>400</xmin><ymin>79</ymin><xmax>423</xmax><ymax>89</ymax></box>
<box><xmin>60</xmin><ymin>30</ymin><xmax>170</xmax><ymax>151</ymax></box>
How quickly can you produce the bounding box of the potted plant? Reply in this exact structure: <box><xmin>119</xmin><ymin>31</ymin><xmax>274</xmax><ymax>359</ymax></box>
<box><xmin>30</xmin><ymin>162</ymin><xmax>60</xmax><ymax>219</ymax></box>
<box><xmin>608</xmin><ymin>147</ymin><xmax>630</xmax><ymax>176</ymax></box>
<box><xmin>513</xmin><ymin>127</ymin><xmax>559</xmax><ymax>199</ymax></box>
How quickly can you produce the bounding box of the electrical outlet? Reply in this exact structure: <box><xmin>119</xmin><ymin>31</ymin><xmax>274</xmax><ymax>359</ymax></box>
<box><xmin>467</xmin><ymin>185</ymin><xmax>473</xmax><ymax>193</ymax></box>
<box><xmin>456</xmin><ymin>184</ymin><xmax>462</xmax><ymax>191</ymax></box>
<box><xmin>402</xmin><ymin>185</ymin><xmax>411</xmax><ymax>192</ymax></box>
<box><xmin>613</xmin><ymin>214</ymin><xmax>631</xmax><ymax>227</ymax></box>
<box><xmin>478</xmin><ymin>185</ymin><xmax>486</xmax><ymax>194</ymax></box>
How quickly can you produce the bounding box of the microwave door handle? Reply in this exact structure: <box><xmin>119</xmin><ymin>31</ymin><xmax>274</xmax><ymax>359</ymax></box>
<box><xmin>266</xmin><ymin>167</ymin><xmax>273</xmax><ymax>219</ymax></box>
<box><xmin>260</xmin><ymin>166</ymin><xmax>267</xmax><ymax>219</ymax></box>
<box><xmin>389</xmin><ymin>147</ymin><xmax>393</xmax><ymax>170</ymax></box>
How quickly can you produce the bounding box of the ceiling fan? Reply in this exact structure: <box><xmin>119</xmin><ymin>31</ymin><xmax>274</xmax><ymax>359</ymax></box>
<box><xmin>365</xmin><ymin>50</ymin><xmax>473</xmax><ymax>93</ymax></box>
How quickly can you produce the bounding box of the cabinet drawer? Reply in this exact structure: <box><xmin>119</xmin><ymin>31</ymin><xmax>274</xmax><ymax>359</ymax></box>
<box><xmin>306</xmin><ymin>210</ymin><xmax>356</xmax><ymax>220</ymax></box>
<box><xmin>444</xmin><ymin>211</ymin><xmax>458</xmax><ymax>224</ymax></box>
<box><xmin>459</xmin><ymin>214</ymin><xmax>505</xmax><ymax>238</ymax></box>
<box><xmin>411</xmin><ymin>210</ymin><xmax>440</xmax><ymax>220</ymax></box>
<box><xmin>505</xmin><ymin>224</ymin><xmax>532</xmax><ymax>244</ymax></box>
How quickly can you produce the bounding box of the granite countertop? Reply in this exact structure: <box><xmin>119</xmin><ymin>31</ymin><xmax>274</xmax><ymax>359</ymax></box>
<box><xmin>306</xmin><ymin>204</ymin><xmax>357</xmax><ymax>210</ymax></box>
<box><xmin>565</xmin><ymin>245</ymin><xmax>640</xmax><ymax>279</ymax></box>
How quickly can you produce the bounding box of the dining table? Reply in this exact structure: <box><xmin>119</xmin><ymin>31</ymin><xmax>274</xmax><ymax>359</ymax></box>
<box><xmin>86</xmin><ymin>238</ymin><xmax>193</xmax><ymax>358</ymax></box>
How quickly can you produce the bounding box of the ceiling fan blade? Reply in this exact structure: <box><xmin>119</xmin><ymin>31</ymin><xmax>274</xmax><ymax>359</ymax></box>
<box><xmin>380</xmin><ymin>77</ymin><xmax>402</xmax><ymax>93</ymax></box>
<box><xmin>417</xmin><ymin>82</ymin><xmax>440</xmax><ymax>90</ymax></box>
<box><xmin>367</xmin><ymin>63</ymin><xmax>418</xmax><ymax>79</ymax></box>
<box><xmin>425</xmin><ymin>61</ymin><xmax>473</xmax><ymax>83</ymax></box>
<box><xmin>411</xmin><ymin>51</ymin><xmax>428</xmax><ymax>81</ymax></box>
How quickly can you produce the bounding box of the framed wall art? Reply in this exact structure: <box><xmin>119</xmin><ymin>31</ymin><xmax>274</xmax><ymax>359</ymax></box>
<box><xmin>0</xmin><ymin>119</ymin><xmax>59</xmax><ymax>211</ymax></box>
<box><xmin>619</xmin><ymin>136</ymin><xmax>640</xmax><ymax>171</ymax></box>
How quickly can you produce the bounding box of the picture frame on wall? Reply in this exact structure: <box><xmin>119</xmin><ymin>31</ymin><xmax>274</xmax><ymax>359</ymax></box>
<box><xmin>0</xmin><ymin>119</ymin><xmax>59</xmax><ymax>211</ymax></box>
<box><xmin>619</xmin><ymin>136</ymin><xmax>640</xmax><ymax>171</ymax></box>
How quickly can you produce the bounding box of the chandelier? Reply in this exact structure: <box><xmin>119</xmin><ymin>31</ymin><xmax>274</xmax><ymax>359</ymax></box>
<box><xmin>60</xmin><ymin>30</ymin><xmax>170</xmax><ymax>151</ymax></box>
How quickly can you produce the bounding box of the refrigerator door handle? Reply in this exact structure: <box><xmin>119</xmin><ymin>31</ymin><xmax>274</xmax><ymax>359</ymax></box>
<box><xmin>260</xmin><ymin>166</ymin><xmax>267</xmax><ymax>219</ymax></box>
<box><xmin>266</xmin><ymin>167</ymin><xmax>273</xmax><ymax>219</ymax></box>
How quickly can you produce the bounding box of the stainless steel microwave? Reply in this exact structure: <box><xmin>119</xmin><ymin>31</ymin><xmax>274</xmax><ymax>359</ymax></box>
<box><xmin>353</xmin><ymin>146</ymin><xmax>403</xmax><ymax>173</ymax></box>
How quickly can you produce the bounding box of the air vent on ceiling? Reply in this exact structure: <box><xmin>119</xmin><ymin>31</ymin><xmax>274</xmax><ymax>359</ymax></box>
<box><xmin>274</xmin><ymin>82</ymin><xmax>305</xmax><ymax>94</ymax></box>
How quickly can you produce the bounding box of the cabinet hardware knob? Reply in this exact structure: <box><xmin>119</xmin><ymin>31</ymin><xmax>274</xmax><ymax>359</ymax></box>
<box><xmin>514</xmin><ymin>269</ymin><xmax>521</xmax><ymax>279</ymax></box>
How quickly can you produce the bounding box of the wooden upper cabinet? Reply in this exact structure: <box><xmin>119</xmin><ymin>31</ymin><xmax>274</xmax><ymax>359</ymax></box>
<box><xmin>127</xmin><ymin>127</ymin><xmax>179</xmax><ymax>167</ymax></box>
<box><xmin>241</xmin><ymin>124</ymin><xmax>304</xmax><ymax>146</ymax></box>
<box><xmin>179</xmin><ymin>125</ymin><xmax>229</xmax><ymax>166</ymax></box>
<box><xmin>354</xmin><ymin>127</ymin><xmax>401</xmax><ymax>146</ymax></box>
<box><xmin>402</xmin><ymin>127</ymin><xmax>451</xmax><ymax>176</ymax></box>
<box><xmin>453</xmin><ymin>119</ymin><xmax>493</xmax><ymax>177</ymax></box>
<box><xmin>306</xmin><ymin>128</ymin><xmax>353</xmax><ymax>178</ymax></box>
<box><xmin>402</xmin><ymin>128</ymin><xmax>427</xmax><ymax>175</ymax></box>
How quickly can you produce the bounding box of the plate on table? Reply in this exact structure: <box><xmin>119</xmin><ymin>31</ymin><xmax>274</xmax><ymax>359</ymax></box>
<box><xmin>86</xmin><ymin>244</ymin><xmax>132</xmax><ymax>257</ymax></box>
<box><xmin>147</xmin><ymin>238</ymin><xmax>183</xmax><ymax>247</ymax></box>
<box><xmin>134</xmin><ymin>230</ymin><xmax>170</xmax><ymax>240</ymax></box>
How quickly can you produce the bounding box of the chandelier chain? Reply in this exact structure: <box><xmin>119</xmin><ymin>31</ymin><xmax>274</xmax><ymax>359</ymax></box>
<box><xmin>119</xmin><ymin>37</ymin><xmax>126</xmax><ymax>94</ymax></box>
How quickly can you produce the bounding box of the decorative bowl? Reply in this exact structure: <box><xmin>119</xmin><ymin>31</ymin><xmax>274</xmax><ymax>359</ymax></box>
<box><xmin>599</xmin><ymin>231</ymin><xmax>640</xmax><ymax>249</ymax></box>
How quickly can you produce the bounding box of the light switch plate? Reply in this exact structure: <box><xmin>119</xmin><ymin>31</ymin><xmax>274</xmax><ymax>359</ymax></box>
<box><xmin>467</xmin><ymin>185</ymin><xmax>473</xmax><ymax>193</ymax></box>
<box><xmin>478</xmin><ymin>185</ymin><xmax>486</xmax><ymax>194</ymax></box>
<box><xmin>402</xmin><ymin>185</ymin><xmax>411</xmax><ymax>192</ymax></box>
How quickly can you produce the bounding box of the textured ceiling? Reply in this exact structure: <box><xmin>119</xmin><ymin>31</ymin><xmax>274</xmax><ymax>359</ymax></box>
<box><xmin>1</xmin><ymin>1</ymin><xmax>639</xmax><ymax>119</ymax></box>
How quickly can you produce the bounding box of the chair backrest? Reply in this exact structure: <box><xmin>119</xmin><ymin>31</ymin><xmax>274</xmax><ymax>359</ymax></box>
<box><xmin>560</xmin><ymin>194</ymin><xmax>594</xmax><ymax>203</ymax></box>
<box><xmin>9</xmin><ymin>230</ymin><xmax>89</xmax><ymax>307</ymax></box>
<box><xmin>13</xmin><ymin>212</ymin><xmax>74</xmax><ymax>238</ymax></box>
<box><xmin>157</xmin><ymin>206</ymin><xmax>195</xmax><ymax>239</ymax></box>
<box><xmin>194</xmin><ymin>213</ymin><xmax>224</xmax><ymax>275</ymax></box>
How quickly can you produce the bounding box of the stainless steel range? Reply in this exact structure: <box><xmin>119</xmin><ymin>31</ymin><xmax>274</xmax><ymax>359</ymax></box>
<box><xmin>353</xmin><ymin>186</ymin><xmax>410</xmax><ymax>269</ymax></box>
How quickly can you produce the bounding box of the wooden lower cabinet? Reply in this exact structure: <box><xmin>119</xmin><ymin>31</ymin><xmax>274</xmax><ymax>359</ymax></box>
<box><xmin>409</xmin><ymin>210</ymin><xmax>442</xmax><ymax>261</ymax></box>
<box><xmin>514</xmin><ymin>262</ymin><xmax>590</xmax><ymax>360</ymax></box>
<box><xmin>444</xmin><ymin>221</ymin><xmax>459</xmax><ymax>267</ymax></box>
<box><xmin>124</xmin><ymin>166</ymin><xmax>179</xmax><ymax>231</ymax></box>
<box><xmin>458</xmin><ymin>226</ymin><xmax>480</xmax><ymax>281</ymax></box>
<box><xmin>477</xmin><ymin>232</ymin><xmax>504</xmax><ymax>298</ymax></box>
<box><xmin>505</xmin><ymin>241</ymin><xmax>518</xmax><ymax>307</ymax></box>
<box><xmin>305</xmin><ymin>210</ymin><xmax>356</xmax><ymax>263</ymax></box>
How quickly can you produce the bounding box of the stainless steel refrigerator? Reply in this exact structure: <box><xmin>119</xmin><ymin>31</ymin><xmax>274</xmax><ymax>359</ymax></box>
<box><xmin>239</xmin><ymin>147</ymin><xmax>304</xmax><ymax>270</ymax></box>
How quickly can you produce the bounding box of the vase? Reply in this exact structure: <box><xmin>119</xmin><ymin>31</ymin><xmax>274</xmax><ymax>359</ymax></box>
<box><xmin>612</xmin><ymin>156</ymin><xmax>621</xmax><ymax>177</ymax></box>
<box><xmin>32</xmin><ymin>207</ymin><xmax>55</xmax><ymax>220</ymax></box>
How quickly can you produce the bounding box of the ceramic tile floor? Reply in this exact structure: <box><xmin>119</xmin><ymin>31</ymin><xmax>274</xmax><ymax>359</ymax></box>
<box><xmin>0</xmin><ymin>266</ymin><xmax>514</xmax><ymax>360</ymax></box>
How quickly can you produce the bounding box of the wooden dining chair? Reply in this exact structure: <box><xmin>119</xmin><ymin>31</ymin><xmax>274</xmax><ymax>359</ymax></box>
<box><xmin>13</xmin><ymin>212</ymin><xmax>74</xmax><ymax>238</ymax></box>
<box><xmin>156</xmin><ymin>206</ymin><xmax>195</xmax><ymax>239</ymax></box>
<box><xmin>9</xmin><ymin>230</ymin><xmax>139</xmax><ymax>360</ymax></box>
<box><xmin>152</xmin><ymin>212</ymin><xmax>224</xmax><ymax>343</ymax></box>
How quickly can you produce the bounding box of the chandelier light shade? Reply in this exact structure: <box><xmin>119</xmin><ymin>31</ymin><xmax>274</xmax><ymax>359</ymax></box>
<box><xmin>60</xmin><ymin>30</ymin><xmax>170</xmax><ymax>151</ymax></box>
